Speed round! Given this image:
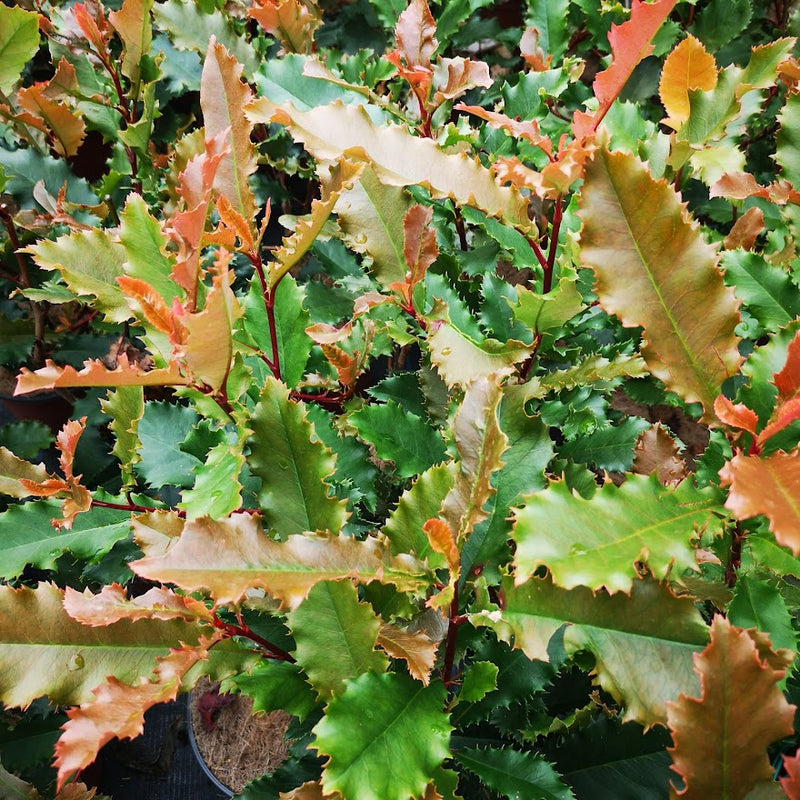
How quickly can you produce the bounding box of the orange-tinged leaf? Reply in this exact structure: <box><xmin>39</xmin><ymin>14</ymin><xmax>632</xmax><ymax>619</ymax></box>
<box><xmin>756</xmin><ymin>331</ymin><xmax>800</xmax><ymax>444</ymax></box>
<box><xmin>394</xmin><ymin>0</ymin><xmax>437</xmax><ymax>68</ymax></box>
<box><xmin>130</xmin><ymin>513</ymin><xmax>429</xmax><ymax>608</ymax></box>
<box><xmin>117</xmin><ymin>275</ymin><xmax>175</xmax><ymax>336</ymax></box>
<box><xmin>17</xmin><ymin>84</ymin><xmax>86</xmax><ymax>158</ymax></box>
<box><xmin>279</xmin><ymin>782</ymin><xmax>341</xmax><ymax>799</ymax></box>
<box><xmin>321</xmin><ymin>343</ymin><xmax>357</xmax><ymax>387</ymax></box>
<box><xmin>659</xmin><ymin>35</ymin><xmax>718</xmax><ymax>130</ymax></box>
<box><xmin>248</xmin><ymin>0</ymin><xmax>321</xmax><ymax>55</ymax></box>
<box><xmin>0</xmin><ymin>446</ymin><xmax>49</xmax><ymax>498</ymax></box>
<box><xmin>714</xmin><ymin>395</ymin><xmax>758</xmax><ymax>436</ymax></box>
<box><xmin>57</xmin><ymin>418</ymin><xmax>85</xmax><ymax>483</ymax></box>
<box><xmin>573</xmin><ymin>0</ymin><xmax>678</xmax><ymax>139</ymax></box>
<box><xmin>456</xmin><ymin>104</ymin><xmax>553</xmax><ymax>158</ymax></box>
<box><xmin>179</xmin><ymin>265</ymin><xmax>241</xmax><ymax>391</ymax></box>
<box><xmin>15</xmin><ymin>353</ymin><xmax>191</xmax><ymax>394</ymax></box>
<box><xmin>666</xmin><ymin>616</ymin><xmax>795</xmax><ymax>800</ymax></box>
<box><xmin>422</xmin><ymin>518</ymin><xmax>459</xmax><ymax>573</ymax></box>
<box><xmin>376</xmin><ymin>623</ymin><xmax>438</xmax><ymax>686</ymax></box>
<box><xmin>520</xmin><ymin>26</ymin><xmax>552</xmax><ymax>71</ymax></box>
<box><xmin>216</xmin><ymin>193</ymin><xmax>255</xmax><ymax>254</ymax></box>
<box><xmin>724</xmin><ymin>206</ymin><xmax>765</xmax><ymax>251</ymax></box>
<box><xmin>720</xmin><ymin>451</ymin><xmax>800</xmax><ymax>555</ymax></box>
<box><xmin>72</xmin><ymin>2</ymin><xmax>110</xmax><ymax>55</ymax></box>
<box><xmin>631</xmin><ymin>423</ymin><xmax>687</xmax><ymax>486</ymax></box>
<box><xmin>780</xmin><ymin>751</ymin><xmax>800</xmax><ymax>799</ymax></box>
<box><xmin>403</xmin><ymin>204</ymin><xmax>437</xmax><ymax>287</ymax></box>
<box><xmin>43</xmin><ymin>58</ymin><xmax>80</xmax><ymax>99</ymax></box>
<box><xmin>712</xmin><ymin>172</ymin><xmax>800</xmax><ymax>206</ymax></box>
<box><xmin>108</xmin><ymin>0</ymin><xmax>153</xmax><ymax>85</ymax></box>
<box><xmin>578</xmin><ymin>146</ymin><xmax>741</xmax><ymax>421</ymax></box>
<box><xmin>200</xmin><ymin>39</ymin><xmax>257</xmax><ymax>232</ymax></box>
<box><xmin>432</xmin><ymin>57</ymin><xmax>491</xmax><ymax>105</ymax></box>
<box><xmin>64</xmin><ymin>584</ymin><xmax>213</xmax><ymax>625</ymax></box>
<box><xmin>55</xmin><ymin>641</ymin><xmax>215</xmax><ymax>789</ymax></box>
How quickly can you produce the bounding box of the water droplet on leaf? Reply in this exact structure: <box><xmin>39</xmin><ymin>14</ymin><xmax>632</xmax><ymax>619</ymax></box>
<box><xmin>68</xmin><ymin>653</ymin><xmax>84</xmax><ymax>671</ymax></box>
<box><xmin>440</xmin><ymin>347</ymin><xmax>452</xmax><ymax>356</ymax></box>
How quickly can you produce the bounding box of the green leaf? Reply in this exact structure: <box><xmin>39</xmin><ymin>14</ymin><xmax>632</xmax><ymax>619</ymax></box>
<box><xmin>578</xmin><ymin>146</ymin><xmax>741</xmax><ymax>421</ymax></box>
<box><xmin>0</xmin><ymin>582</ymin><xmax>206</xmax><ymax>708</ymax></box>
<box><xmin>224</xmin><ymin>659</ymin><xmax>318</xmax><ymax>721</ymax></box>
<box><xmin>0</xmin><ymin>421</ymin><xmax>52</xmax><ymax>461</ymax></box>
<box><xmin>247</xmin><ymin>377</ymin><xmax>348</xmax><ymax>538</ymax></box>
<box><xmin>511</xmin><ymin>276</ymin><xmax>585</xmax><ymax>336</ymax></box>
<box><xmin>134</xmin><ymin>401</ymin><xmax>202</xmax><ymax>489</ymax></box>
<box><xmin>461</xmin><ymin>206</ymin><xmax>538</xmax><ymax>271</ymax></box>
<box><xmin>336</xmin><ymin>163</ymin><xmax>411</xmax><ymax>287</ymax></box>
<box><xmin>349</xmin><ymin>401</ymin><xmax>447</xmax><ymax>479</ymax></box>
<box><xmin>152</xmin><ymin>0</ymin><xmax>257</xmax><ymax>78</ymax></box>
<box><xmin>459</xmin><ymin>661</ymin><xmax>498</xmax><ymax>703</ymax></box>
<box><xmin>747</xmin><ymin>530</ymin><xmax>800</xmax><ymax>577</ymax></box>
<box><xmin>513</xmin><ymin>474</ymin><xmax>721</xmax><ymax>593</ymax></box>
<box><xmin>0</xmin><ymin>502</ymin><xmax>132</xmax><ymax>581</ymax></box>
<box><xmin>382</xmin><ymin>461</ymin><xmax>458</xmax><ymax>566</ymax></box>
<box><xmin>288</xmin><ymin>580</ymin><xmax>387</xmax><ymax>699</ymax></box>
<box><xmin>24</xmin><ymin>231</ymin><xmax>129</xmax><ymax>323</ymax></box>
<box><xmin>557</xmin><ymin>417</ymin><xmax>651</xmax><ymax>472</ymax></box>
<box><xmin>728</xmin><ymin>575</ymin><xmax>797</xmax><ymax>655</ymax></box>
<box><xmin>313</xmin><ymin>672</ymin><xmax>451</xmax><ymax>800</ymax></box>
<box><xmin>244</xmin><ymin>275</ymin><xmax>312</xmax><ymax>389</ymax></box>
<box><xmin>0</xmin><ymin>148</ymin><xmax>98</xmax><ymax>209</ymax></box>
<box><xmin>0</xmin><ymin>315</ymin><xmax>33</xmax><ymax>363</ymax></box>
<box><xmin>690</xmin><ymin>0</ymin><xmax>752</xmax><ymax>52</ymax></box>
<box><xmin>776</xmin><ymin>90</ymin><xmax>800</xmax><ymax>185</ymax></box>
<box><xmin>119</xmin><ymin>194</ymin><xmax>180</xmax><ymax>305</ymax></box>
<box><xmin>101</xmin><ymin>386</ymin><xmax>144</xmax><ymax>487</ymax></box>
<box><xmin>722</xmin><ymin>250</ymin><xmax>800</xmax><ymax>333</ymax></box>
<box><xmin>525</xmin><ymin>0</ymin><xmax>570</xmax><ymax>63</ymax></box>
<box><xmin>247</xmin><ymin>99</ymin><xmax>531</xmax><ymax>228</ymax></box>
<box><xmin>473</xmin><ymin>577</ymin><xmax>708</xmax><ymax>726</ymax></box>
<box><xmin>179</xmin><ymin>440</ymin><xmax>245</xmax><ymax>520</ymax></box>
<box><xmin>456</xmin><ymin>747</ymin><xmax>575</xmax><ymax>800</ymax></box>
<box><xmin>0</xmin><ymin>5</ymin><xmax>40</xmax><ymax>94</ymax></box>
<box><xmin>0</xmin><ymin>711</ymin><xmax>66</xmax><ymax>772</ymax></box>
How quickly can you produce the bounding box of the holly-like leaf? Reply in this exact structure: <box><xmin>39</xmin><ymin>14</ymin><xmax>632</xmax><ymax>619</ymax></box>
<box><xmin>288</xmin><ymin>580</ymin><xmax>387</xmax><ymax>699</ymax></box>
<box><xmin>728</xmin><ymin>576</ymin><xmax>797</xmax><ymax>655</ymax></box>
<box><xmin>632</xmin><ymin>423</ymin><xmax>688</xmax><ymax>486</ymax></box>
<box><xmin>131</xmin><ymin>514</ymin><xmax>429</xmax><ymax>608</ymax></box>
<box><xmin>16</xmin><ymin>85</ymin><xmax>86</xmax><ymax>159</ymax></box>
<box><xmin>200</xmin><ymin>39</ymin><xmax>258</xmax><ymax>232</ymax></box>
<box><xmin>0</xmin><ymin>446</ymin><xmax>48</xmax><ymax>499</ymax></box>
<box><xmin>109</xmin><ymin>0</ymin><xmax>154</xmax><ymax>86</ymax></box>
<box><xmin>513</xmin><ymin>474</ymin><xmax>719</xmax><ymax>593</ymax></box>
<box><xmin>382</xmin><ymin>462</ymin><xmax>457</xmax><ymax>567</ymax></box>
<box><xmin>780</xmin><ymin>752</ymin><xmax>800</xmax><ymax>799</ymax></box>
<box><xmin>25</xmin><ymin>231</ymin><xmax>129</xmax><ymax>323</ymax></box>
<box><xmin>0</xmin><ymin>5</ymin><xmax>40</xmax><ymax>94</ymax></box>
<box><xmin>776</xmin><ymin>91</ymin><xmax>800</xmax><ymax>186</ymax></box>
<box><xmin>511</xmin><ymin>276</ymin><xmax>584</xmax><ymax>336</ymax></box>
<box><xmin>349</xmin><ymin>401</ymin><xmax>447</xmax><ymax>479</ymax></box>
<box><xmin>101</xmin><ymin>386</ymin><xmax>144</xmax><ymax>487</ymax></box>
<box><xmin>64</xmin><ymin>584</ymin><xmax>213</xmax><ymax>625</ymax></box>
<box><xmin>403</xmin><ymin>204</ymin><xmax>438</xmax><ymax>288</ymax></box>
<box><xmin>248</xmin><ymin>377</ymin><xmax>348</xmax><ymax>538</ymax></box>
<box><xmin>458</xmin><ymin>662</ymin><xmax>498</xmax><ymax>703</ymax></box>
<box><xmin>473</xmin><ymin>577</ymin><xmax>708</xmax><ymax>726</ymax></box>
<box><xmin>724</xmin><ymin>207</ymin><xmax>765</xmax><ymax>252</ymax></box>
<box><xmin>313</xmin><ymin>672</ymin><xmax>451</xmax><ymax>800</ymax></box>
<box><xmin>512</xmin><ymin>353</ymin><xmax>648</xmax><ymax>402</ymax></box>
<box><xmin>134</xmin><ymin>401</ymin><xmax>201</xmax><ymax>489</ymax></box>
<box><xmin>455</xmin><ymin>747</ymin><xmax>575</xmax><ymax>800</ymax></box>
<box><xmin>376</xmin><ymin>623</ymin><xmax>438</xmax><ymax>686</ymax></box>
<box><xmin>440</xmin><ymin>374</ymin><xmax>508</xmax><ymax>544</ymax></box>
<box><xmin>179</xmin><ymin>440</ymin><xmax>245</xmax><ymax>520</ymax></box>
<box><xmin>572</xmin><ymin>0</ymin><xmax>678</xmax><ymax>139</ymax></box>
<box><xmin>0</xmin><ymin>502</ymin><xmax>131</xmax><ymax>581</ymax></box>
<box><xmin>15</xmin><ymin>354</ymin><xmax>191</xmax><ymax>395</ymax></box>
<box><xmin>666</xmin><ymin>616</ymin><xmax>795</xmax><ymax>800</ymax></box>
<box><xmin>225</xmin><ymin>659</ymin><xmax>318</xmax><ymax>721</ymax></box>
<box><xmin>722</xmin><ymin>251</ymin><xmax>800</xmax><ymax>334</ymax></box>
<box><xmin>54</xmin><ymin>640</ymin><xmax>214</xmax><ymax>789</ymax></box>
<box><xmin>720</xmin><ymin>451</ymin><xmax>800</xmax><ymax>555</ymax></box>
<box><xmin>0</xmin><ymin>582</ymin><xmax>207</xmax><ymax>709</ymax></box>
<box><xmin>557</xmin><ymin>416</ymin><xmax>651</xmax><ymax>473</ymax></box>
<box><xmin>659</xmin><ymin>34</ymin><xmax>717</xmax><ymax>130</ymax></box>
<box><xmin>428</xmin><ymin>323</ymin><xmax>531</xmax><ymax>387</ymax></box>
<box><xmin>246</xmin><ymin>98</ymin><xmax>531</xmax><ymax>228</ymax></box>
<box><xmin>578</xmin><ymin>146</ymin><xmax>741</xmax><ymax>421</ymax></box>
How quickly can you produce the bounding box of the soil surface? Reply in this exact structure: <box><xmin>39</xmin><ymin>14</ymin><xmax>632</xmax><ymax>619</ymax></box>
<box><xmin>189</xmin><ymin>678</ymin><xmax>292</xmax><ymax>794</ymax></box>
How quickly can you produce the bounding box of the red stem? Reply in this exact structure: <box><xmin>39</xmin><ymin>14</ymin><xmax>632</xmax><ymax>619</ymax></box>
<box><xmin>543</xmin><ymin>197</ymin><xmax>563</xmax><ymax>294</ymax></box>
<box><xmin>441</xmin><ymin>584</ymin><xmax>460</xmax><ymax>686</ymax></box>
<box><xmin>724</xmin><ymin>523</ymin><xmax>746</xmax><ymax>588</ymax></box>
<box><xmin>213</xmin><ymin>616</ymin><xmax>295</xmax><ymax>662</ymax></box>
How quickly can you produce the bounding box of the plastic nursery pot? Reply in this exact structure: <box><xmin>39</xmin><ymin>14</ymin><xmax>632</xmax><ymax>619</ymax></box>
<box><xmin>187</xmin><ymin>678</ymin><xmax>292</xmax><ymax>797</ymax></box>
